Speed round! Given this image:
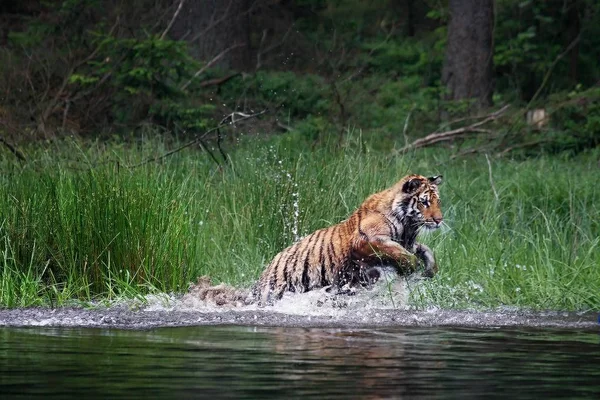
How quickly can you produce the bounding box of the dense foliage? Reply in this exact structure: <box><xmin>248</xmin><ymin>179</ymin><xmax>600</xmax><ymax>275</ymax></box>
<box><xmin>0</xmin><ymin>0</ymin><xmax>598</xmax><ymax>153</ymax></box>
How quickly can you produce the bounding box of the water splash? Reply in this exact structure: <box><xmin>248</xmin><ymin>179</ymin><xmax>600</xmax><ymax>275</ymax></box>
<box><xmin>142</xmin><ymin>267</ymin><xmax>419</xmax><ymax>318</ymax></box>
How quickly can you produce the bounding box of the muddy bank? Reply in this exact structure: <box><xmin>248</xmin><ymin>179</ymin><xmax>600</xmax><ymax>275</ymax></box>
<box><xmin>0</xmin><ymin>306</ymin><xmax>597</xmax><ymax>330</ymax></box>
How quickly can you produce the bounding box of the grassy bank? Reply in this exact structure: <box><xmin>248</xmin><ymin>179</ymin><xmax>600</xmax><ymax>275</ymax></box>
<box><xmin>0</xmin><ymin>135</ymin><xmax>598</xmax><ymax>310</ymax></box>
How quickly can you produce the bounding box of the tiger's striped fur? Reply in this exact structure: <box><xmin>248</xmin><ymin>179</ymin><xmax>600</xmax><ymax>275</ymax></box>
<box><xmin>253</xmin><ymin>174</ymin><xmax>443</xmax><ymax>305</ymax></box>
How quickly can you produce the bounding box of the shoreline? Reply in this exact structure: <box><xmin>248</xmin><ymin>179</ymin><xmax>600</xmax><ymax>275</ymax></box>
<box><xmin>0</xmin><ymin>306</ymin><xmax>597</xmax><ymax>331</ymax></box>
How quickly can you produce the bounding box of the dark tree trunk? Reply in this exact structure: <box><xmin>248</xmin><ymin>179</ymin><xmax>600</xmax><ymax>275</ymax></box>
<box><xmin>442</xmin><ymin>0</ymin><xmax>494</xmax><ymax>111</ymax></box>
<box><xmin>170</xmin><ymin>0</ymin><xmax>251</xmax><ymax>71</ymax></box>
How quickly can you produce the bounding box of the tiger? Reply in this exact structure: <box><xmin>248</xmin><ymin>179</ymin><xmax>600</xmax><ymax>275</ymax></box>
<box><xmin>252</xmin><ymin>174</ymin><xmax>443</xmax><ymax>305</ymax></box>
<box><xmin>187</xmin><ymin>174</ymin><xmax>443</xmax><ymax>306</ymax></box>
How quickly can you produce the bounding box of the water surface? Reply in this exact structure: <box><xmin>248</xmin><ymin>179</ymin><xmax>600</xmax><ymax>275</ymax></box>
<box><xmin>1</xmin><ymin>325</ymin><xmax>599</xmax><ymax>399</ymax></box>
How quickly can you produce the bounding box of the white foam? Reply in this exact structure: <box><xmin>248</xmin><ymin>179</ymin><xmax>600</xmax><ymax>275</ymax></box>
<box><xmin>141</xmin><ymin>267</ymin><xmax>421</xmax><ymax>317</ymax></box>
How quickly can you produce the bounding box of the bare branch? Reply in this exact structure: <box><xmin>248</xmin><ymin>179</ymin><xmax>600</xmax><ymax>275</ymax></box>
<box><xmin>180</xmin><ymin>43</ymin><xmax>244</xmax><ymax>91</ymax></box>
<box><xmin>528</xmin><ymin>32</ymin><xmax>582</xmax><ymax>107</ymax></box>
<box><xmin>0</xmin><ymin>135</ymin><xmax>27</xmax><ymax>163</ymax></box>
<box><xmin>130</xmin><ymin>110</ymin><xmax>266</xmax><ymax>168</ymax></box>
<box><xmin>396</xmin><ymin>105</ymin><xmax>510</xmax><ymax>153</ymax></box>
<box><xmin>37</xmin><ymin>16</ymin><xmax>121</xmax><ymax>134</ymax></box>
<box><xmin>255</xmin><ymin>29</ymin><xmax>269</xmax><ymax>70</ymax></box>
<box><xmin>216</xmin><ymin>127</ymin><xmax>228</xmax><ymax>165</ymax></box>
<box><xmin>255</xmin><ymin>23</ymin><xmax>295</xmax><ymax>71</ymax></box>
<box><xmin>497</xmin><ymin>138</ymin><xmax>551</xmax><ymax>157</ymax></box>
<box><xmin>160</xmin><ymin>0</ymin><xmax>186</xmax><ymax>40</ymax></box>
<box><xmin>189</xmin><ymin>0</ymin><xmax>234</xmax><ymax>43</ymax></box>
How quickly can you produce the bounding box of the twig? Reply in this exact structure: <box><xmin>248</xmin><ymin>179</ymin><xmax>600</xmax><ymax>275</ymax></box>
<box><xmin>402</xmin><ymin>106</ymin><xmax>415</xmax><ymax>146</ymax></box>
<box><xmin>188</xmin><ymin>0</ymin><xmax>234</xmax><ymax>43</ymax></box>
<box><xmin>255</xmin><ymin>29</ymin><xmax>268</xmax><ymax>70</ymax></box>
<box><xmin>160</xmin><ymin>0</ymin><xmax>186</xmax><ymax>40</ymax></box>
<box><xmin>528</xmin><ymin>33</ymin><xmax>582</xmax><ymax>108</ymax></box>
<box><xmin>497</xmin><ymin>35</ymin><xmax>581</xmax><ymax>142</ymax></box>
<box><xmin>497</xmin><ymin>138</ymin><xmax>551</xmax><ymax>157</ymax></box>
<box><xmin>433</xmin><ymin>110</ymin><xmax>502</xmax><ymax>133</ymax></box>
<box><xmin>255</xmin><ymin>24</ymin><xmax>295</xmax><ymax>71</ymax></box>
<box><xmin>197</xmin><ymin>138</ymin><xmax>223</xmax><ymax>167</ymax></box>
<box><xmin>434</xmin><ymin>147</ymin><xmax>485</xmax><ymax>166</ymax></box>
<box><xmin>216</xmin><ymin>127</ymin><xmax>228</xmax><ymax>165</ymax></box>
<box><xmin>38</xmin><ymin>17</ymin><xmax>121</xmax><ymax>134</ymax></box>
<box><xmin>396</xmin><ymin>105</ymin><xmax>509</xmax><ymax>153</ymax></box>
<box><xmin>0</xmin><ymin>135</ymin><xmax>27</xmax><ymax>163</ymax></box>
<box><xmin>276</xmin><ymin>121</ymin><xmax>292</xmax><ymax>132</ymax></box>
<box><xmin>130</xmin><ymin>110</ymin><xmax>266</xmax><ymax>168</ymax></box>
<box><xmin>330</xmin><ymin>81</ymin><xmax>347</xmax><ymax>138</ymax></box>
<box><xmin>180</xmin><ymin>43</ymin><xmax>244</xmax><ymax>91</ymax></box>
<box><xmin>485</xmin><ymin>154</ymin><xmax>499</xmax><ymax>201</ymax></box>
<box><xmin>342</xmin><ymin>24</ymin><xmax>397</xmax><ymax>83</ymax></box>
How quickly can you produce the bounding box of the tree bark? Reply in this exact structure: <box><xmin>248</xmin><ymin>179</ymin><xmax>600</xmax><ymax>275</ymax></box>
<box><xmin>170</xmin><ymin>0</ymin><xmax>251</xmax><ymax>71</ymax></box>
<box><xmin>442</xmin><ymin>0</ymin><xmax>495</xmax><ymax>112</ymax></box>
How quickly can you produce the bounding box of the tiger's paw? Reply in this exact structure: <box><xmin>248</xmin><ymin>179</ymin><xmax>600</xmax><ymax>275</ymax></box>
<box><xmin>415</xmin><ymin>243</ymin><xmax>438</xmax><ymax>278</ymax></box>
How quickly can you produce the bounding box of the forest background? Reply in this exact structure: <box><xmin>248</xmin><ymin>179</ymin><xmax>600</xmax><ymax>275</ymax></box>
<box><xmin>1</xmin><ymin>0</ymin><xmax>598</xmax><ymax>149</ymax></box>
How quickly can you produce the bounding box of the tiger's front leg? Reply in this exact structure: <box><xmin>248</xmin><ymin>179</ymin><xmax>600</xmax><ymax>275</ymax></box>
<box><xmin>415</xmin><ymin>242</ymin><xmax>437</xmax><ymax>278</ymax></box>
<box><xmin>353</xmin><ymin>237</ymin><xmax>419</xmax><ymax>274</ymax></box>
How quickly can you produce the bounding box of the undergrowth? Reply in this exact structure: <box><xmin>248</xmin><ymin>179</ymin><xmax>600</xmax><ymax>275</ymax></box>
<box><xmin>0</xmin><ymin>134</ymin><xmax>598</xmax><ymax>311</ymax></box>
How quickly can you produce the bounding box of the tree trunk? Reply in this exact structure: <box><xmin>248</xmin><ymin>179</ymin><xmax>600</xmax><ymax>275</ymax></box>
<box><xmin>170</xmin><ymin>0</ymin><xmax>251</xmax><ymax>71</ymax></box>
<box><xmin>442</xmin><ymin>0</ymin><xmax>494</xmax><ymax>112</ymax></box>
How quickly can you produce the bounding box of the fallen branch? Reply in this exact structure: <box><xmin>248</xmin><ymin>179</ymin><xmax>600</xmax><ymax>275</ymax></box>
<box><xmin>396</xmin><ymin>105</ymin><xmax>510</xmax><ymax>153</ymax></box>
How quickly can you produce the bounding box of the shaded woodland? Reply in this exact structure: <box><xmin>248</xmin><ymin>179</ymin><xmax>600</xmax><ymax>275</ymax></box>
<box><xmin>0</xmin><ymin>0</ymin><xmax>599</xmax><ymax>155</ymax></box>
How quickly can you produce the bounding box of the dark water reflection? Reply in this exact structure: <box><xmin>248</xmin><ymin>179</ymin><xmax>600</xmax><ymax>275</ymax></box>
<box><xmin>1</xmin><ymin>325</ymin><xmax>599</xmax><ymax>399</ymax></box>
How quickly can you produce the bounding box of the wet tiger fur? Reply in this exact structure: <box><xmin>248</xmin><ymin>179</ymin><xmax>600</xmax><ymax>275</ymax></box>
<box><xmin>187</xmin><ymin>174</ymin><xmax>443</xmax><ymax>306</ymax></box>
<box><xmin>253</xmin><ymin>174</ymin><xmax>443</xmax><ymax>305</ymax></box>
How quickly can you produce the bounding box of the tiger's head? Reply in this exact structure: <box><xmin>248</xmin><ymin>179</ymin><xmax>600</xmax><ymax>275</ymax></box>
<box><xmin>395</xmin><ymin>174</ymin><xmax>443</xmax><ymax>230</ymax></box>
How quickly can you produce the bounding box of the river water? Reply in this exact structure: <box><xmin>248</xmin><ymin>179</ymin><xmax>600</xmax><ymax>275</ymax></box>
<box><xmin>1</xmin><ymin>277</ymin><xmax>599</xmax><ymax>398</ymax></box>
<box><xmin>1</xmin><ymin>324</ymin><xmax>599</xmax><ymax>399</ymax></box>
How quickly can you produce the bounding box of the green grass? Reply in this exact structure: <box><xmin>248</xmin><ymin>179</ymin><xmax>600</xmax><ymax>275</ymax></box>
<box><xmin>0</xmin><ymin>134</ymin><xmax>598</xmax><ymax>310</ymax></box>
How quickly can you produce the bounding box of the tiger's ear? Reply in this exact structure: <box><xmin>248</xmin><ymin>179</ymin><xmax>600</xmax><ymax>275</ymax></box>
<box><xmin>428</xmin><ymin>175</ymin><xmax>443</xmax><ymax>185</ymax></box>
<box><xmin>402</xmin><ymin>178</ymin><xmax>423</xmax><ymax>193</ymax></box>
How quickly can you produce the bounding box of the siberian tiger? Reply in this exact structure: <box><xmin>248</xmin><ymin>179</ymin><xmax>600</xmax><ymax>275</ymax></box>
<box><xmin>253</xmin><ymin>174</ymin><xmax>443</xmax><ymax>305</ymax></box>
<box><xmin>188</xmin><ymin>174</ymin><xmax>443</xmax><ymax>306</ymax></box>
